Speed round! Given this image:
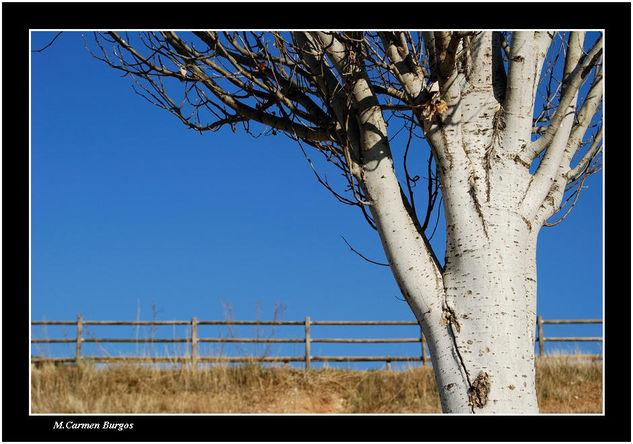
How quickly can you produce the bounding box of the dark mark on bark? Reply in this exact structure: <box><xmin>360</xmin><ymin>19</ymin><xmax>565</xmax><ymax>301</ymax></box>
<box><xmin>468</xmin><ymin>371</ymin><xmax>491</xmax><ymax>411</ymax></box>
<box><xmin>468</xmin><ymin>179</ymin><xmax>489</xmax><ymax>239</ymax></box>
<box><xmin>441</xmin><ymin>305</ymin><xmax>461</xmax><ymax>333</ymax></box>
<box><xmin>513</xmin><ymin>154</ymin><xmax>530</xmax><ymax>169</ymax></box>
<box><xmin>442</xmin><ymin>303</ymin><xmax>475</xmax><ymax>411</ymax></box>
<box><xmin>521</xmin><ymin>215</ymin><xmax>532</xmax><ymax>231</ymax></box>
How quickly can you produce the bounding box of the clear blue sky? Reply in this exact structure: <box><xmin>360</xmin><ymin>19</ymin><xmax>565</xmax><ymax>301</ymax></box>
<box><xmin>30</xmin><ymin>32</ymin><xmax>603</xmax><ymax>365</ymax></box>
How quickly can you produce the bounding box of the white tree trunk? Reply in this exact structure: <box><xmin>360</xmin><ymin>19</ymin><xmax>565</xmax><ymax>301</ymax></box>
<box><xmin>361</xmin><ymin>140</ymin><xmax>541</xmax><ymax>412</ymax></box>
<box><xmin>439</xmin><ymin>208</ymin><xmax>540</xmax><ymax>413</ymax></box>
<box><xmin>354</xmin><ymin>32</ymin><xmax>553</xmax><ymax>413</ymax></box>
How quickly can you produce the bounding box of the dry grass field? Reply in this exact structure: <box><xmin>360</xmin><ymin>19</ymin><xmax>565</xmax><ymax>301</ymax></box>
<box><xmin>31</xmin><ymin>355</ymin><xmax>601</xmax><ymax>414</ymax></box>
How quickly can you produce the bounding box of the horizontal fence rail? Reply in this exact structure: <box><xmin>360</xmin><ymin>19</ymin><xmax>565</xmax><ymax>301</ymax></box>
<box><xmin>31</xmin><ymin>316</ymin><xmax>602</xmax><ymax>369</ymax></box>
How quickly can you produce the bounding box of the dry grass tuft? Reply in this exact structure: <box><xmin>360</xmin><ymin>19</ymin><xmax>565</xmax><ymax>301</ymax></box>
<box><xmin>31</xmin><ymin>356</ymin><xmax>601</xmax><ymax>414</ymax></box>
<box><xmin>535</xmin><ymin>355</ymin><xmax>602</xmax><ymax>413</ymax></box>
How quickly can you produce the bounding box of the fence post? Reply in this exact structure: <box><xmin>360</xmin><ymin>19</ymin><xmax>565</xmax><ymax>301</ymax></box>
<box><xmin>304</xmin><ymin>316</ymin><xmax>311</xmax><ymax>370</ymax></box>
<box><xmin>75</xmin><ymin>315</ymin><xmax>83</xmax><ymax>364</ymax></box>
<box><xmin>537</xmin><ymin>316</ymin><xmax>545</xmax><ymax>356</ymax></box>
<box><xmin>191</xmin><ymin>317</ymin><xmax>198</xmax><ymax>370</ymax></box>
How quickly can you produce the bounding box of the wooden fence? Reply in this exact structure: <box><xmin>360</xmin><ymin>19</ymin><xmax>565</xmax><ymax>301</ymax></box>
<box><xmin>30</xmin><ymin>316</ymin><xmax>602</xmax><ymax>369</ymax></box>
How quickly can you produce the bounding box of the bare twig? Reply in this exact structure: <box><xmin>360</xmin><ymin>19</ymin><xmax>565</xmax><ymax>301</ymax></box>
<box><xmin>340</xmin><ymin>236</ymin><xmax>389</xmax><ymax>266</ymax></box>
<box><xmin>32</xmin><ymin>31</ymin><xmax>63</xmax><ymax>52</ymax></box>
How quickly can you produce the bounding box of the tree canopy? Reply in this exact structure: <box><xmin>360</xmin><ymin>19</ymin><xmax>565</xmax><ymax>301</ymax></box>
<box><xmin>89</xmin><ymin>31</ymin><xmax>602</xmax><ymax>255</ymax></box>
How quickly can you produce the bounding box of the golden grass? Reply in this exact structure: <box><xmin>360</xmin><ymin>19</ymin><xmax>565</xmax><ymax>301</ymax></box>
<box><xmin>535</xmin><ymin>355</ymin><xmax>603</xmax><ymax>413</ymax></box>
<box><xmin>31</xmin><ymin>356</ymin><xmax>602</xmax><ymax>414</ymax></box>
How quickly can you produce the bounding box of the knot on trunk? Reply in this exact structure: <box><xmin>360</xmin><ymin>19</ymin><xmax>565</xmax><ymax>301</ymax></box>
<box><xmin>468</xmin><ymin>371</ymin><xmax>491</xmax><ymax>409</ymax></box>
<box><xmin>441</xmin><ymin>305</ymin><xmax>461</xmax><ymax>333</ymax></box>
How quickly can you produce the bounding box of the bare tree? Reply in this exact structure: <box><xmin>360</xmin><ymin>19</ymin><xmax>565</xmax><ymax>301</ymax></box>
<box><xmin>89</xmin><ymin>30</ymin><xmax>602</xmax><ymax>413</ymax></box>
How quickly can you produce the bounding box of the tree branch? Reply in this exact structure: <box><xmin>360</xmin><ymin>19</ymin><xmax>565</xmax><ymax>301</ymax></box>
<box><xmin>523</xmin><ymin>34</ymin><xmax>602</xmax><ymax>160</ymax></box>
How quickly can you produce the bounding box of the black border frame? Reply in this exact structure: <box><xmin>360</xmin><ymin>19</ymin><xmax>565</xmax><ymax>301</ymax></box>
<box><xmin>3</xmin><ymin>2</ymin><xmax>630</xmax><ymax>442</ymax></box>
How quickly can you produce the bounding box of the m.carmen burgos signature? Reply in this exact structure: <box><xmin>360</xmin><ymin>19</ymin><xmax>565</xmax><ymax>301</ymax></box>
<box><xmin>53</xmin><ymin>421</ymin><xmax>133</xmax><ymax>431</ymax></box>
